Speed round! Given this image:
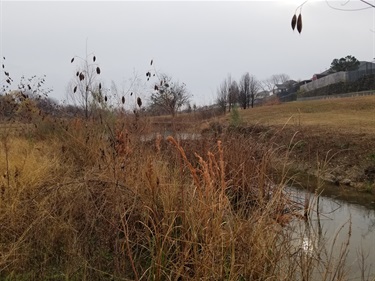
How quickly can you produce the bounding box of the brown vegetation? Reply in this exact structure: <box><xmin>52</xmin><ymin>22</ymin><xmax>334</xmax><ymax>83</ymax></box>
<box><xmin>0</xmin><ymin>105</ymin><xmax>357</xmax><ymax>280</ymax></box>
<box><xmin>221</xmin><ymin>95</ymin><xmax>375</xmax><ymax>191</ymax></box>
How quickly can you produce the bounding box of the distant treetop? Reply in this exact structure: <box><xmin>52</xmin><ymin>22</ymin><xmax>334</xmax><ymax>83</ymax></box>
<box><xmin>329</xmin><ymin>55</ymin><xmax>360</xmax><ymax>72</ymax></box>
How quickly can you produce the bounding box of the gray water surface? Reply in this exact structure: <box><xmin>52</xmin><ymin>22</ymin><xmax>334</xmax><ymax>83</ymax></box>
<box><xmin>288</xmin><ymin>187</ymin><xmax>375</xmax><ymax>280</ymax></box>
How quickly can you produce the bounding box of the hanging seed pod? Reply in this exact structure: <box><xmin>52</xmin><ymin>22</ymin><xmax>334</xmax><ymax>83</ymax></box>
<box><xmin>71</xmin><ymin>57</ymin><xmax>75</xmax><ymax>63</ymax></box>
<box><xmin>154</xmin><ymin>85</ymin><xmax>158</xmax><ymax>91</ymax></box>
<box><xmin>137</xmin><ymin>97</ymin><xmax>142</xmax><ymax>107</ymax></box>
<box><xmin>130</xmin><ymin>92</ymin><xmax>133</xmax><ymax>96</ymax></box>
<box><xmin>93</xmin><ymin>55</ymin><xmax>96</xmax><ymax>62</ymax></box>
<box><xmin>99</xmin><ymin>82</ymin><xmax>101</xmax><ymax>90</ymax></box>
<box><xmin>2</xmin><ymin>64</ymin><xmax>4</xmax><ymax>68</ymax></box>
<box><xmin>76</xmin><ymin>71</ymin><xmax>79</xmax><ymax>76</ymax></box>
<box><xmin>150</xmin><ymin>59</ymin><xmax>153</xmax><ymax>65</ymax></box>
<box><xmin>96</xmin><ymin>67</ymin><xmax>101</xmax><ymax>74</ymax></box>
<box><xmin>291</xmin><ymin>14</ymin><xmax>297</xmax><ymax>30</ymax></box>
<box><xmin>6</xmin><ymin>79</ymin><xmax>10</xmax><ymax>84</ymax></box>
<box><xmin>28</xmin><ymin>85</ymin><xmax>31</xmax><ymax>90</ymax></box>
<box><xmin>79</xmin><ymin>73</ymin><xmax>84</xmax><ymax>81</ymax></box>
<box><xmin>86</xmin><ymin>85</ymin><xmax>89</xmax><ymax>91</ymax></box>
<box><xmin>73</xmin><ymin>86</ymin><xmax>77</xmax><ymax>93</ymax></box>
<box><xmin>122</xmin><ymin>96</ymin><xmax>125</xmax><ymax>104</ymax></box>
<box><xmin>297</xmin><ymin>14</ymin><xmax>302</xmax><ymax>34</ymax></box>
<box><xmin>104</xmin><ymin>96</ymin><xmax>107</xmax><ymax>102</ymax></box>
<box><xmin>4</xmin><ymin>71</ymin><xmax>9</xmax><ymax>76</ymax></box>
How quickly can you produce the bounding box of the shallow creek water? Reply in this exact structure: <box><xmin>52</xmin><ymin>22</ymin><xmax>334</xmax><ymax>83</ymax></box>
<box><xmin>287</xmin><ymin>186</ymin><xmax>375</xmax><ymax>280</ymax></box>
<box><xmin>142</xmin><ymin>132</ymin><xmax>375</xmax><ymax>279</ymax></box>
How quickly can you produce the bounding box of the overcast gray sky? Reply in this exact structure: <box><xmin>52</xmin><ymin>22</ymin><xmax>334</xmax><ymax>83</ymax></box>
<box><xmin>1</xmin><ymin>1</ymin><xmax>375</xmax><ymax>107</ymax></box>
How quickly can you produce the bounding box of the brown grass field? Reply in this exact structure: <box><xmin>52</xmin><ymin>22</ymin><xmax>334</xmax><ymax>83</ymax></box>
<box><xmin>0</xmin><ymin>95</ymin><xmax>374</xmax><ymax>280</ymax></box>
<box><xmin>238</xmin><ymin>95</ymin><xmax>375</xmax><ymax>134</ymax></box>
<box><xmin>220</xmin><ymin>95</ymin><xmax>375</xmax><ymax>191</ymax></box>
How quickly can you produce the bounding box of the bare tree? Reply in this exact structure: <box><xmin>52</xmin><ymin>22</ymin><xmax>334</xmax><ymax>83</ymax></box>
<box><xmin>261</xmin><ymin>73</ymin><xmax>290</xmax><ymax>95</ymax></box>
<box><xmin>68</xmin><ymin>48</ymin><xmax>102</xmax><ymax>119</ymax></box>
<box><xmin>239</xmin><ymin>73</ymin><xmax>260</xmax><ymax>109</ymax></box>
<box><xmin>216</xmin><ymin>81</ymin><xmax>227</xmax><ymax>114</ymax></box>
<box><xmin>216</xmin><ymin>76</ymin><xmax>229</xmax><ymax>114</ymax></box>
<box><xmin>150</xmin><ymin>74</ymin><xmax>191</xmax><ymax>117</ymax></box>
<box><xmin>248</xmin><ymin>75</ymin><xmax>260</xmax><ymax>108</ymax></box>
<box><xmin>272</xmin><ymin>74</ymin><xmax>290</xmax><ymax>85</ymax></box>
<box><xmin>228</xmin><ymin>80</ymin><xmax>239</xmax><ymax>112</ymax></box>
<box><xmin>238</xmin><ymin>73</ymin><xmax>250</xmax><ymax>109</ymax></box>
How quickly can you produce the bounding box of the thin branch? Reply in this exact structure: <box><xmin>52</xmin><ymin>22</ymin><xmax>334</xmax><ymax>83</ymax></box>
<box><xmin>325</xmin><ymin>0</ymin><xmax>373</xmax><ymax>11</ymax></box>
<box><xmin>295</xmin><ymin>0</ymin><xmax>309</xmax><ymax>13</ymax></box>
<box><xmin>360</xmin><ymin>0</ymin><xmax>375</xmax><ymax>8</ymax></box>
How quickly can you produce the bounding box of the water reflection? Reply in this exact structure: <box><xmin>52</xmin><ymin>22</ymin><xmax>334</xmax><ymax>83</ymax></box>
<box><xmin>140</xmin><ymin>131</ymin><xmax>201</xmax><ymax>142</ymax></box>
<box><xmin>288</xmin><ymin>187</ymin><xmax>375</xmax><ymax>280</ymax></box>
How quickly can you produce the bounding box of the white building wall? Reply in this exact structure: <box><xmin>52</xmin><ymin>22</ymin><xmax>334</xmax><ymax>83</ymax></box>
<box><xmin>300</xmin><ymin>71</ymin><xmax>348</xmax><ymax>92</ymax></box>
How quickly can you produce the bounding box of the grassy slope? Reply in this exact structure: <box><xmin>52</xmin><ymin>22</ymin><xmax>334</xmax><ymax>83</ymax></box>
<box><xmin>238</xmin><ymin>95</ymin><xmax>375</xmax><ymax>134</ymax></box>
<box><xmin>231</xmin><ymin>95</ymin><xmax>375</xmax><ymax>189</ymax></box>
<box><xmin>145</xmin><ymin>96</ymin><xmax>375</xmax><ymax>188</ymax></box>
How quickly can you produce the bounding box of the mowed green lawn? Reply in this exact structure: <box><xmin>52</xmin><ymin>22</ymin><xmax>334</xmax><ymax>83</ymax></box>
<box><xmin>238</xmin><ymin>95</ymin><xmax>375</xmax><ymax>134</ymax></box>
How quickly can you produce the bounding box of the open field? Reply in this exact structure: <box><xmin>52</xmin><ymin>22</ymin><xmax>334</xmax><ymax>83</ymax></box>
<box><xmin>237</xmin><ymin>95</ymin><xmax>375</xmax><ymax>134</ymax></box>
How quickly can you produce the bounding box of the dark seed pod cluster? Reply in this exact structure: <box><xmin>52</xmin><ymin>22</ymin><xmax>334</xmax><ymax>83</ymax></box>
<box><xmin>291</xmin><ymin>13</ymin><xmax>302</xmax><ymax>33</ymax></box>
<box><xmin>291</xmin><ymin>1</ymin><xmax>305</xmax><ymax>34</ymax></box>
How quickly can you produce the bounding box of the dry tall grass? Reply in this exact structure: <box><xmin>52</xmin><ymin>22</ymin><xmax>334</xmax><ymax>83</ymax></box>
<box><xmin>0</xmin><ymin>113</ymin><xmax>357</xmax><ymax>280</ymax></box>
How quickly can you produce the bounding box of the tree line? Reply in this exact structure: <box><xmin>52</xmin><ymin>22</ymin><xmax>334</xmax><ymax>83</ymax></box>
<box><xmin>216</xmin><ymin>73</ymin><xmax>290</xmax><ymax>114</ymax></box>
<box><xmin>5</xmin><ymin>52</ymin><xmax>358</xmax><ymax>121</ymax></box>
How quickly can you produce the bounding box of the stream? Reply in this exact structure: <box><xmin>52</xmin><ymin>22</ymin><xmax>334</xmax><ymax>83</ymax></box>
<box><xmin>141</xmin><ymin>132</ymin><xmax>375</xmax><ymax>279</ymax></box>
<box><xmin>288</xmin><ymin>186</ymin><xmax>375</xmax><ymax>280</ymax></box>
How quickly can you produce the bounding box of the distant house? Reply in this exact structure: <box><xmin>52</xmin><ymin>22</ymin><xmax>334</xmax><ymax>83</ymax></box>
<box><xmin>311</xmin><ymin>61</ymin><xmax>375</xmax><ymax>81</ymax></box>
<box><xmin>301</xmin><ymin>60</ymin><xmax>375</xmax><ymax>93</ymax></box>
<box><xmin>312</xmin><ymin>69</ymin><xmax>332</xmax><ymax>81</ymax></box>
<box><xmin>357</xmin><ymin>61</ymin><xmax>375</xmax><ymax>72</ymax></box>
<box><xmin>271</xmin><ymin>80</ymin><xmax>311</xmax><ymax>102</ymax></box>
<box><xmin>275</xmin><ymin>80</ymin><xmax>297</xmax><ymax>95</ymax></box>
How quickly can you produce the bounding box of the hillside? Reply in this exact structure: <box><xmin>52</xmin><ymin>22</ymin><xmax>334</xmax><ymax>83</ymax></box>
<box><xmin>220</xmin><ymin>95</ymin><xmax>375</xmax><ymax>191</ymax></box>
